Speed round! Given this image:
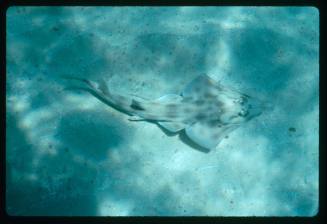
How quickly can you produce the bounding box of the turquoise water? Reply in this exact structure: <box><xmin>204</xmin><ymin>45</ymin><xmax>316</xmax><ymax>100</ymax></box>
<box><xmin>6</xmin><ymin>6</ymin><xmax>319</xmax><ymax>216</ymax></box>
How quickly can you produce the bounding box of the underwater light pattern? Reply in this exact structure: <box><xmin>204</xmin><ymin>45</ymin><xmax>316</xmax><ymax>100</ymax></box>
<box><xmin>6</xmin><ymin>6</ymin><xmax>319</xmax><ymax>216</ymax></box>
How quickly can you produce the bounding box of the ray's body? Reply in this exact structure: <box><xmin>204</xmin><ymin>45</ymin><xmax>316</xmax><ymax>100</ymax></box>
<box><xmin>66</xmin><ymin>75</ymin><xmax>265</xmax><ymax>150</ymax></box>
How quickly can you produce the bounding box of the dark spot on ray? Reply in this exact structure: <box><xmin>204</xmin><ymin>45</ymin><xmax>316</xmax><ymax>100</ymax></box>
<box><xmin>52</xmin><ymin>26</ymin><xmax>59</xmax><ymax>32</ymax></box>
<box><xmin>288</xmin><ymin>127</ymin><xmax>296</xmax><ymax>132</ymax></box>
<box><xmin>165</xmin><ymin>105</ymin><xmax>180</xmax><ymax>118</ymax></box>
<box><xmin>130</xmin><ymin>100</ymin><xmax>145</xmax><ymax>111</ymax></box>
<box><xmin>194</xmin><ymin>85</ymin><xmax>201</xmax><ymax>92</ymax></box>
<box><xmin>195</xmin><ymin>113</ymin><xmax>207</xmax><ymax>121</ymax></box>
<box><xmin>183</xmin><ymin>107</ymin><xmax>194</xmax><ymax>113</ymax></box>
<box><xmin>215</xmin><ymin>100</ymin><xmax>223</xmax><ymax>107</ymax></box>
<box><xmin>204</xmin><ymin>91</ymin><xmax>216</xmax><ymax>98</ymax></box>
<box><xmin>208</xmin><ymin>119</ymin><xmax>220</xmax><ymax>127</ymax></box>
<box><xmin>182</xmin><ymin>96</ymin><xmax>194</xmax><ymax>103</ymax></box>
<box><xmin>195</xmin><ymin>99</ymin><xmax>205</xmax><ymax>106</ymax></box>
<box><xmin>166</xmin><ymin>103</ymin><xmax>178</xmax><ymax>111</ymax></box>
<box><xmin>165</xmin><ymin>112</ymin><xmax>179</xmax><ymax>118</ymax></box>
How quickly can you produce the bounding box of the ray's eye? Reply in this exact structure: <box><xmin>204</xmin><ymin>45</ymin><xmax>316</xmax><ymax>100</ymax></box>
<box><xmin>240</xmin><ymin>97</ymin><xmax>248</xmax><ymax>105</ymax></box>
<box><xmin>238</xmin><ymin>109</ymin><xmax>248</xmax><ymax>117</ymax></box>
<box><xmin>235</xmin><ymin>96</ymin><xmax>247</xmax><ymax>105</ymax></box>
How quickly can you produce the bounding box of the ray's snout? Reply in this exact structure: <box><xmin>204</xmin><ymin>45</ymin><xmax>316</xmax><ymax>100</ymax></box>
<box><xmin>246</xmin><ymin>97</ymin><xmax>266</xmax><ymax>119</ymax></box>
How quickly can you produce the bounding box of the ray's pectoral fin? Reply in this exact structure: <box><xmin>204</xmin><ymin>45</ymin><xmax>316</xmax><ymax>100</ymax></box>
<box><xmin>182</xmin><ymin>75</ymin><xmax>218</xmax><ymax>98</ymax></box>
<box><xmin>128</xmin><ymin>115</ymin><xmax>146</xmax><ymax>121</ymax></box>
<box><xmin>185</xmin><ymin>121</ymin><xmax>238</xmax><ymax>150</ymax></box>
<box><xmin>158</xmin><ymin>121</ymin><xmax>186</xmax><ymax>133</ymax></box>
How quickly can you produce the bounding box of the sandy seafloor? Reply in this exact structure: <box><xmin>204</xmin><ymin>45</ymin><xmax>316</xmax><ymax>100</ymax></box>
<box><xmin>6</xmin><ymin>7</ymin><xmax>319</xmax><ymax>216</ymax></box>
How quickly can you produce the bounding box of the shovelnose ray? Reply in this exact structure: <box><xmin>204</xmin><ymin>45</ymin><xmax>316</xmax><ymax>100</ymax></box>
<box><xmin>65</xmin><ymin>75</ymin><xmax>265</xmax><ymax>151</ymax></box>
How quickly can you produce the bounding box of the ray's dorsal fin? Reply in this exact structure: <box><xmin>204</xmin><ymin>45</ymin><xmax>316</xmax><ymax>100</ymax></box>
<box><xmin>181</xmin><ymin>75</ymin><xmax>219</xmax><ymax>98</ymax></box>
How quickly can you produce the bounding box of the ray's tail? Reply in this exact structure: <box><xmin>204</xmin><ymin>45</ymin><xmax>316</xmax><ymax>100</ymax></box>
<box><xmin>61</xmin><ymin>76</ymin><xmax>136</xmax><ymax>116</ymax></box>
<box><xmin>61</xmin><ymin>75</ymin><xmax>109</xmax><ymax>95</ymax></box>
